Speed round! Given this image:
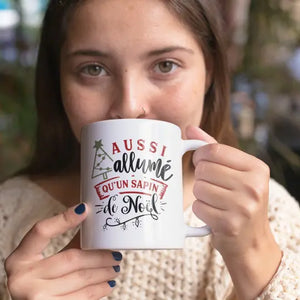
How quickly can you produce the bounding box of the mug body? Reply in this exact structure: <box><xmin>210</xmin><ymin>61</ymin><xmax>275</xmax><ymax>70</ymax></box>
<box><xmin>81</xmin><ymin>119</ymin><xmax>185</xmax><ymax>249</ymax></box>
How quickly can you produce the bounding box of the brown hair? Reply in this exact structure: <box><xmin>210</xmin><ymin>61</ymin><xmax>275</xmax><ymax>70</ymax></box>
<box><xmin>165</xmin><ymin>0</ymin><xmax>236</xmax><ymax>146</ymax></box>
<box><xmin>21</xmin><ymin>0</ymin><xmax>237</xmax><ymax>177</ymax></box>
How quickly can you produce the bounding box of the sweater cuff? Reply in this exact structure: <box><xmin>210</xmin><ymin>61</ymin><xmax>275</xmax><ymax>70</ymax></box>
<box><xmin>256</xmin><ymin>248</ymin><xmax>300</xmax><ymax>299</ymax></box>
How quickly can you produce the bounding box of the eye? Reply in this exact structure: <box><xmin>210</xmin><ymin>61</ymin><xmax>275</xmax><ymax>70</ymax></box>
<box><xmin>154</xmin><ymin>60</ymin><xmax>179</xmax><ymax>74</ymax></box>
<box><xmin>81</xmin><ymin>64</ymin><xmax>108</xmax><ymax>77</ymax></box>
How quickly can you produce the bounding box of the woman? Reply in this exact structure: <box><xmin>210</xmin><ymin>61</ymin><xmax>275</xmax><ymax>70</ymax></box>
<box><xmin>1</xmin><ymin>0</ymin><xmax>300</xmax><ymax>299</ymax></box>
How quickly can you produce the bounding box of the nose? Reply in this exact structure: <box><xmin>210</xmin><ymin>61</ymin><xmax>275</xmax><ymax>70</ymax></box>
<box><xmin>109</xmin><ymin>73</ymin><xmax>147</xmax><ymax>119</ymax></box>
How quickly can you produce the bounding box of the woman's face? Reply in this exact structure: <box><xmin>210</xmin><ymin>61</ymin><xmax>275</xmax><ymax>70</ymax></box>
<box><xmin>60</xmin><ymin>0</ymin><xmax>210</xmax><ymax>141</ymax></box>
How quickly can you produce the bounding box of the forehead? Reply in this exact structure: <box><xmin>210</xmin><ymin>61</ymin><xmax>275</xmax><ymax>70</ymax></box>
<box><xmin>70</xmin><ymin>0</ymin><xmax>177</xmax><ymax>26</ymax></box>
<box><xmin>63</xmin><ymin>0</ymin><xmax>201</xmax><ymax>52</ymax></box>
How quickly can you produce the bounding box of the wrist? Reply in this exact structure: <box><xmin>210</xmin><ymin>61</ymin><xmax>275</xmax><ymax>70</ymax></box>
<box><xmin>222</xmin><ymin>232</ymin><xmax>282</xmax><ymax>300</ymax></box>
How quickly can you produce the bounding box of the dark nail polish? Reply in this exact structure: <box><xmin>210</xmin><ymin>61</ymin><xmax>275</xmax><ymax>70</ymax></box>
<box><xmin>112</xmin><ymin>251</ymin><xmax>122</xmax><ymax>261</ymax></box>
<box><xmin>113</xmin><ymin>265</ymin><xmax>120</xmax><ymax>273</ymax></box>
<box><xmin>108</xmin><ymin>280</ymin><xmax>116</xmax><ymax>288</ymax></box>
<box><xmin>74</xmin><ymin>203</ymin><xmax>85</xmax><ymax>215</ymax></box>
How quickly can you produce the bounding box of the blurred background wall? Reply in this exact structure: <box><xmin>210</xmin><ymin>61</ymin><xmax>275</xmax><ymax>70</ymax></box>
<box><xmin>0</xmin><ymin>0</ymin><xmax>300</xmax><ymax>201</ymax></box>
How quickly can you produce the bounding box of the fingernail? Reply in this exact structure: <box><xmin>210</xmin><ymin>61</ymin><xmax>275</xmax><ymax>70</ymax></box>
<box><xmin>113</xmin><ymin>265</ymin><xmax>120</xmax><ymax>273</ymax></box>
<box><xmin>74</xmin><ymin>203</ymin><xmax>85</xmax><ymax>215</ymax></box>
<box><xmin>112</xmin><ymin>251</ymin><xmax>122</xmax><ymax>261</ymax></box>
<box><xmin>108</xmin><ymin>280</ymin><xmax>116</xmax><ymax>288</ymax></box>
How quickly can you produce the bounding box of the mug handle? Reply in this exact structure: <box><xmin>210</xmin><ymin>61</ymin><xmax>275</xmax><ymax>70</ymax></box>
<box><xmin>182</xmin><ymin>139</ymin><xmax>211</xmax><ymax>237</ymax></box>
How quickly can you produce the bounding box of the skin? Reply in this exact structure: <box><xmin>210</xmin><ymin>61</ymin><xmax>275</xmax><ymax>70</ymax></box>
<box><xmin>59</xmin><ymin>0</ymin><xmax>208</xmax><ymax>151</ymax></box>
<box><xmin>5</xmin><ymin>0</ymin><xmax>282</xmax><ymax>299</ymax></box>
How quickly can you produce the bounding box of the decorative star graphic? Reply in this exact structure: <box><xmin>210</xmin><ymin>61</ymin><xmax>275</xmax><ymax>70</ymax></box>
<box><xmin>93</xmin><ymin>139</ymin><xmax>103</xmax><ymax>150</ymax></box>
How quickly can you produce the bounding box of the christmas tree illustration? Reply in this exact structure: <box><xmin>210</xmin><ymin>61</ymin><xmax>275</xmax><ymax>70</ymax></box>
<box><xmin>91</xmin><ymin>140</ymin><xmax>114</xmax><ymax>180</ymax></box>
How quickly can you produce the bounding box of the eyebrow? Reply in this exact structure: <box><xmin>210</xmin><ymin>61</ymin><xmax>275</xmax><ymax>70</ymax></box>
<box><xmin>144</xmin><ymin>46</ymin><xmax>195</xmax><ymax>58</ymax></box>
<box><xmin>66</xmin><ymin>46</ymin><xmax>194</xmax><ymax>59</ymax></box>
<box><xmin>66</xmin><ymin>49</ymin><xmax>109</xmax><ymax>58</ymax></box>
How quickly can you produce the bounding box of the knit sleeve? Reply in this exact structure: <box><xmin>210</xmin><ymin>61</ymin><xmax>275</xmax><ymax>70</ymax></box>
<box><xmin>0</xmin><ymin>176</ymin><xmax>71</xmax><ymax>300</ymax></box>
<box><xmin>0</xmin><ymin>179</ymin><xmax>23</xmax><ymax>300</ymax></box>
<box><xmin>0</xmin><ymin>279</ymin><xmax>10</xmax><ymax>300</ymax></box>
<box><xmin>255</xmin><ymin>179</ymin><xmax>300</xmax><ymax>299</ymax></box>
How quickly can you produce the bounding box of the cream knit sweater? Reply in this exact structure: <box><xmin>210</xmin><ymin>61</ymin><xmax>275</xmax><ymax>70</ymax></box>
<box><xmin>0</xmin><ymin>176</ymin><xmax>300</xmax><ymax>300</ymax></box>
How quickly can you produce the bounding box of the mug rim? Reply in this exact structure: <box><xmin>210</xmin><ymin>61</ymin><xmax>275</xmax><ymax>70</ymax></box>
<box><xmin>81</xmin><ymin>118</ymin><xmax>181</xmax><ymax>132</ymax></box>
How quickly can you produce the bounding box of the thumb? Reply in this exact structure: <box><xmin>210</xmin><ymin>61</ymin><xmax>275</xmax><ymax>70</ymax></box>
<box><xmin>14</xmin><ymin>203</ymin><xmax>88</xmax><ymax>259</ymax></box>
<box><xmin>185</xmin><ymin>125</ymin><xmax>217</xmax><ymax>144</ymax></box>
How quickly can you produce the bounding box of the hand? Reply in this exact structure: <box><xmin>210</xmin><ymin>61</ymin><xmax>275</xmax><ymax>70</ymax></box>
<box><xmin>5</xmin><ymin>203</ymin><xmax>122</xmax><ymax>300</ymax></box>
<box><xmin>186</xmin><ymin>126</ymin><xmax>281</xmax><ymax>299</ymax></box>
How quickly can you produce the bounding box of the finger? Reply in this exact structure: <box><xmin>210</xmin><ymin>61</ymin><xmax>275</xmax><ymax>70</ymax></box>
<box><xmin>185</xmin><ymin>125</ymin><xmax>218</xmax><ymax>144</ymax></box>
<box><xmin>13</xmin><ymin>203</ymin><xmax>88</xmax><ymax>259</ymax></box>
<box><xmin>192</xmin><ymin>199</ymin><xmax>229</xmax><ymax>233</ymax></box>
<box><xmin>56</xmin><ymin>281</ymin><xmax>115</xmax><ymax>300</ymax></box>
<box><xmin>48</xmin><ymin>267</ymin><xmax>120</xmax><ymax>296</ymax></box>
<box><xmin>194</xmin><ymin>160</ymin><xmax>242</xmax><ymax>191</ymax></box>
<box><xmin>192</xmin><ymin>142</ymin><xmax>259</xmax><ymax>171</ymax></box>
<box><xmin>193</xmin><ymin>180</ymin><xmax>231</xmax><ymax>211</ymax></box>
<box><xmin>193</xmin><ymin>199</ymin><xmax>260</xmax><ymax>239</ymax></box>
<box><xmin>37</xmin><ymin>250</ymin><xmax>122</xmax><ymax>279</ymax></box>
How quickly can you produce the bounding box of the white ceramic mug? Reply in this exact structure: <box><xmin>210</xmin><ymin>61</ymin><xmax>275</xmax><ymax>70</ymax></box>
<box><xmin>80</xmin><ymin>119</ymin><xmax>210</xmax><ymax>250</ymax></box>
